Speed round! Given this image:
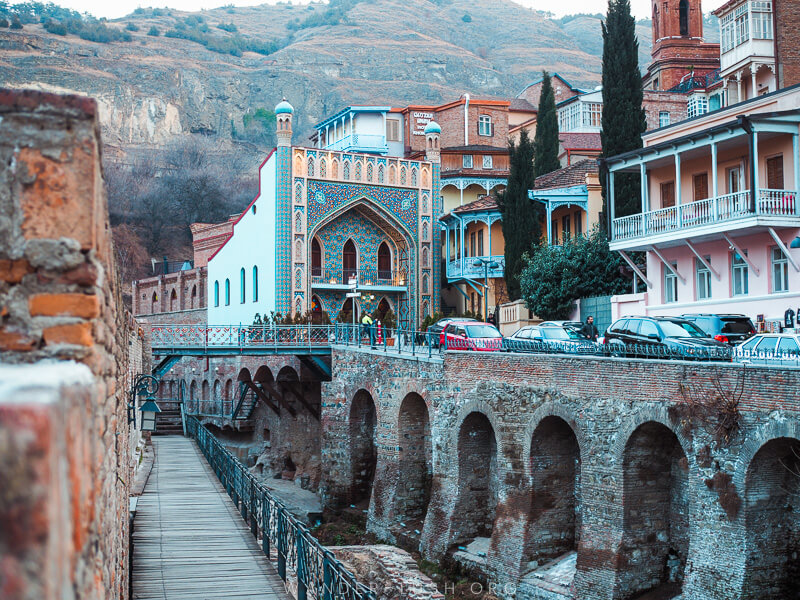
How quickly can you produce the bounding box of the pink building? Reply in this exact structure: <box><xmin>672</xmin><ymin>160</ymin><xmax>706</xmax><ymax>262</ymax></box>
<box><xmin>607</xmin><ymin>83</ymin><xmax>800</xmax><ymax>328</ymax></box>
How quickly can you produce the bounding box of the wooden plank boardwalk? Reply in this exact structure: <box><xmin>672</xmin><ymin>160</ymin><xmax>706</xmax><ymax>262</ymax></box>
<box><xmin>132</xmin><ymin>436</ymin><xmax>291</xmax><ymax>600</ymax></box>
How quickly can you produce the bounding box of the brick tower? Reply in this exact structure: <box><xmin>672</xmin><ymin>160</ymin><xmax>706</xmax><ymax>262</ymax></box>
<box><xmin>643</xmin><ymin>0</ymin><xmax>720</xmax><ymax>91</ymax></box>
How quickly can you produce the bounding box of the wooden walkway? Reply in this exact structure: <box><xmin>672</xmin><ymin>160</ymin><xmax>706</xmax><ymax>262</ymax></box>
<box><xmin>132</xmin><ymin>436</ymin><xmax>291</xmax><ymax>600</ymax></box>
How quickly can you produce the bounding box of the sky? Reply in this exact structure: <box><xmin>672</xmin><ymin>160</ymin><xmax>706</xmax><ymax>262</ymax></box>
<box><xmin>11</xmin><ymin>0</ymin><xmax>730</xmax><ymax>22</ymax></box>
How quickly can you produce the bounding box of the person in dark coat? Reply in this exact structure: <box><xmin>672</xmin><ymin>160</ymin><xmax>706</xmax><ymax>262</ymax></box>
<box><xmin>580</xmin><ymin>315</ymin><xmax>599</xmax><ymax>342</ymax></box>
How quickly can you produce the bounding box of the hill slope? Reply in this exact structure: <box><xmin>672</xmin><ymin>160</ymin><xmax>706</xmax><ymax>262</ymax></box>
<box><xmin>0</xmin><ymin>0</ymin><xmax>687</xmax><ymax>156</ymax></box>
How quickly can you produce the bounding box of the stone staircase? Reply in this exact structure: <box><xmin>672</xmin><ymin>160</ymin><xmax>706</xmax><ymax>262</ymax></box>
<box><xmin>153</xmin><ymin>399</ymin><xmax>184</xmax><ymax>436</ymax></box>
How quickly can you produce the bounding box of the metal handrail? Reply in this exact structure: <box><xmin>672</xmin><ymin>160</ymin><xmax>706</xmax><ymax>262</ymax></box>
<box><xmin>187</xmin><ymin>417</ymin><xmax>376</xmax><ymax>600</ymax></box>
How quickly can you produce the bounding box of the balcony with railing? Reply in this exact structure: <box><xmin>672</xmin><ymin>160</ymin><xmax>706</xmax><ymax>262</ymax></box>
<box><xmin>310</xmin><ymin>267</ymin><xmax>408</xmax><ymax>291</ymax></box>
<box><xmin>446</xmin><ymin>255</ymin><xmax>505</xmax><ymax>280</ymax></box>
<box><xmin>324</xmin><ymin>133</ymin><xmax>388</xmax><ymax>154</ymax></box>
<box><xmin>610</xmin><ymin>189</ymin><xmax>800</xmax><ymax>250</ymax></box>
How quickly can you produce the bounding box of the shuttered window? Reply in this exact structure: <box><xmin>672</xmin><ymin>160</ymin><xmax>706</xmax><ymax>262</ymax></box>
<box><xmin>766</xmin><ymin>155</ymin><xmax>784</xmax><ymax>189</ymax></box>
<box><xmin>661</xmin><ymin>181</ymin><xmax>676</xmax><ymax>208</ymax></box>
<box><xmin>693</xmin><ymin>173</ymin><xmax>709</xmax><ymax>201</ymax></box>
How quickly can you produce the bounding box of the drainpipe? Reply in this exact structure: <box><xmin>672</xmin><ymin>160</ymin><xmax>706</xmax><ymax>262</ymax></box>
<box><xmin>463</xmin><ymin>93</ymin><xmax>470</xmax><ymax>146</ymax></box>
<box><xmin>737</xmin><ymin>115</ymin><xmax>756</xmax><ymax>213</ymax></box>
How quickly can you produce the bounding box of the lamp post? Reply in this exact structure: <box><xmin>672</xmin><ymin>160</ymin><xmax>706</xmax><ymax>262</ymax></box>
<box><xmin>129</xmin><ymin>374</ymin><xmax>161</xmax><ymax>432</ymax></box>
<box><xmin>473</xmin><ymin>258</ymin><xmax>499</xmax><ymax>323</ymax></box>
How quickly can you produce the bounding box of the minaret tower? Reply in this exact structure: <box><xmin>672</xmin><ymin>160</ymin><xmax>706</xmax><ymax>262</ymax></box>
<box><xmin>643</xmin><ymin>0</ymin><xmax>720</xmax><ymax>91</ymax></box>
<box><xmin>275</xmin><ymin>98</ymin><xmax>294</xmax><ymax>147</ymax></box>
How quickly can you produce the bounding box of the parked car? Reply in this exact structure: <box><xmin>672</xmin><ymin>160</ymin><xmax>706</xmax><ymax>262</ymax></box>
<box><xmin>603</xmin><ymin>316</ymin><xmax>730</xmax><ymax>360</ymax></box>
<box><xmin>504</xmin><ymin>325</ymin><xmax>595</xmax><ymax>354</ymax></box>
<box><xmin>680</xmin><ymin>313</ymin><xmax>756</xmax><ymax>345</ymax></box>
<box><xmin>441</xmin><ymin>321</ymin><xmax>503</xmax><ymax>351</ymax></box>
<box><xmin>428</xmin><ymin>317</ymin><xmax>478</xmax><ymax>348</ymax></box>
<box><xmin>538</xmin><ymin>320</ymin><xmax>584</xmax><ymax>333</ymax></box>
<box><xmin>733</xmin><ymin>333</ymin><xmax>800</xmax><ymax>366</ymax></box>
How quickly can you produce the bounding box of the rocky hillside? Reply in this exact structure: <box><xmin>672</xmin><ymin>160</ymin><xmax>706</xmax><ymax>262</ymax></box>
<box><xmin>0</xmin><ymin>0</ymin><xmax>707</xmax><ymax>159</ymax></box>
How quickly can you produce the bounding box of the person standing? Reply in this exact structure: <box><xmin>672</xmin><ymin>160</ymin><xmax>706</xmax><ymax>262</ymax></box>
<box><xmin>361</xmin><ymin>313</ymin><xmax>375</xmax><ymax>346</ymax></box>
<box><xmin>580</xmin><ymin>315</ymin><xmax>599</xmax><ymax>342</ymax></box>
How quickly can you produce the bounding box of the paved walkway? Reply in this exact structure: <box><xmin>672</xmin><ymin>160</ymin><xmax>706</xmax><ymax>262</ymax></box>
<box><xmin>132</xmin><ymin>436</ymin><xmax>291</xmax><ymax>600</ymax></box>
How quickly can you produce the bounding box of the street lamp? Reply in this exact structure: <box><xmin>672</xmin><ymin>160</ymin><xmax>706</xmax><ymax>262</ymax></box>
<box><xmin>473</xmin><ymin>258</ymin><xmax>499</xmax><ymax>323</ymax></box>
<box><xmin>139</xmin><ymin>399</ymin><xmax>162</xmax><ymax>432</ymax></box>
<box><xmin>129</xmin><ymin>374</ymin><xmax>161</xmax><ymax>432</ymax></box>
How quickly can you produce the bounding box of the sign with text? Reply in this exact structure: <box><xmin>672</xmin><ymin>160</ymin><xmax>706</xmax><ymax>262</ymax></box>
<box><xmin>411</xmin><ymin>111</ymin><xmax>434</xmax><ymax>136</ymax></box>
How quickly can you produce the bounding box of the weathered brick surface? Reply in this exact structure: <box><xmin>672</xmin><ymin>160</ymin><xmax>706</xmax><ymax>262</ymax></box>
<box><xmin>775</xmin><ymin>0</ymin><xmax>800</xmax><ymax>88</ymax></box>
<box><xmin>132</xmin><ymin>267</ymin><xmax>207</xmax><ymax>320</ymax></box>
<box><xmin>0</xmin><ymin>88</ymin><xmax>141</xmax><ymax>600</ymax></box>
<box><xmin>322</xmin><ymin>348</ymin><xmax>800</xmax><ymax>600</ymax></box>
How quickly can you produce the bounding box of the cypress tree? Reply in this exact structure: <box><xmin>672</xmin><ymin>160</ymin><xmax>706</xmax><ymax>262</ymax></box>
<box><xmin>601</xmin><ymin>0</ymin><xmax>646</xmax><ymax>221</ymax></box>
<box><xmin>497</xmin><ymin>129</ymin><xmax>540</xmax><ymax>301</ymax></box>
<box><xmin>533</xmin><ymin>71</ymin><xmax>561</xmax><ymax>178</ymax></box>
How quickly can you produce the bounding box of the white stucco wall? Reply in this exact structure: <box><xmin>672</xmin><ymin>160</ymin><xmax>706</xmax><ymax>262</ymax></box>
<box><xmin>207</xmin><ymin>152</ymin><xmax>278</xmax><ymax>325</ymax></box>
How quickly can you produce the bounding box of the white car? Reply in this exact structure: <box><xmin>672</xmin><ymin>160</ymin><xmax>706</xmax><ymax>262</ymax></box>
<box><xmin>734</xmin><ymin>333</ymin><xmax>800</xmax><ymax>366</ymax></box>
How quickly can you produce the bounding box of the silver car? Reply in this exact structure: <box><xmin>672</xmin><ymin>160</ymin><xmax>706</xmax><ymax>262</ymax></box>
<box><xmin>734</xmin><ymin>333</ymin><xmax>800</xmax><ymax>366</ymax></box>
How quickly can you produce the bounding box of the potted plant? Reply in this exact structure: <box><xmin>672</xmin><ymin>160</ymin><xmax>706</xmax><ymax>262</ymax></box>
<box><xmin>382</xmin><ymin>309</ymin><xmax>397</xmax><ymax>345</ymax></box>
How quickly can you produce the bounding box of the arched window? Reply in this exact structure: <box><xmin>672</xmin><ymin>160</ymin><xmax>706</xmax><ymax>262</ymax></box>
<box><xmin>320</xmin><ymin>158</ymin><xmax>327</xmax><ymax>178</ymax></box>
<box><xmin>422</xmin><ymin>246</ymin><xmax>430</xmax><ymax>267</ymax></box>
<box><xmin>679</xmin><ymin>0</ymin><xmax>689</xmax><ymax>36</ymax></box>
<box><xmin>378</xmin><ymin>164</ymin><xmax>385</xmax><ymax>183</ymax></box>
<box><xmin>422</xmin><ymin>221</ymin><xmax>429</xmax><ymax>241</ymax></box>
<box><xmin>295</xmin><ymin>181</ymin><xmax>304</xmax><ymax>204</ymax></box>
<box><xmin>295</xmin><ymin>268</ymin><xmax>303</xmax><ymax>289</ymax></box>
<box><xmin>295</xmin><ymin>211</ymin><xmax>302</xmax><ymax>233</ymax></box>
<box><xmin>653</xmin><ymin>4</ymin><xmax>659</xmax><ymax>40</ymax></box>
<box><xmin>214</xmin><ymin>281</ymin><xmax>219</xmax><ymax>307</ymax></box>
<box><xmin>343</xmin><ymin>161</ymin><xmax>350</xmax><ymax>180</ymax></box>
<box><xmin>422</xmin><ymin>273</ymin><xmax>429</xmax><ymax>294</ymax></box>
<box><xmin>331</xmin><ymin>159</ymin><xmax>339</xmax><ymax>179</ymax></box>
<box><xmin>311</xmin><ymin>238</ymin><xmax>322</xmax><ymax>277</ymax></box>
<box><xmin>367</xmin><ymin>162</ymin><xmax>374</xmax><ymax>181</ymax></box>
<box><xmin>170</xmin><ymin>289</ymin><xmax>177</xmax><ymax>311</ymax></box>
<box><xmin>307</xmin><ymin>156</ymin><xmax>315</xmax><ymax>177</ymax></box>
<box><xmin>294</xmin><ymin>154</ymin><xmax>303</xmax><ymax>175</ymax></box>
<box><xmin>400</xmin><ymin>166</ymin><xmax>407</xmax><ymax>185</ymax></box>
<box><xmin>296</xmin><ymin>297</ymin><xmax>303</xmax><ymax>315</ymax></box>
<box><xmin>422</xmin><ymin>167</ymin><xmax>429</xmax><ymax>187</ymax></box>
<box><xmin>422</xmin><ymin>193</ymin><xmax>429</xmax><ymax>213</ymax></box>
<box><xmin>224</xmin><ymin>279</ymin><xmax>230</xmax><ymax>306</ymax></box>
<box><xmin>343</xmin><ymin>239</ymin><xmax>357</xmax><ymax>281</ymax></box>
<box><xmin>240</xmin><ymin>268</ymin><xmax>246</xmax><ymax>303</ymax></box>
<box><xmin>191</xmin><ymin>285</ymin><xmax>197</xmax><ymax>308</ymax></box>
<box><xmin>295</xmin><ymin>239</ymin><xmax>303</xmax><ymax>260</ymax></box>
<box><xmin>151</xmin><ymin>291</ymin><xmax>158</xmax><ymax>313</ymax></box>
<box><xmin>252</xmin><ymin>266</ymin><xmax>258</xmax><ymax>302</ymax></box>
<box><xmin>378</xmin><ymin>242</ymin><xmax>391</xmax><ymax>280</ymax></box>
<box><xmin>389</xmin><ymin>164</ymin><xmax>397</xmax><ymax>184</ymax></box>
<box><xmin>411</xmin><ymin>167</ymin><xmax>418</xmax><ymax>186</ymax></box>
<box><xmin>355</xmin><ymin>161</ymin><xmax>362</xmax><ymax>181</ymax></box>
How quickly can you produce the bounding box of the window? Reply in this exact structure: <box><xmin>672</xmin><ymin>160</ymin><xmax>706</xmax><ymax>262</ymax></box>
<box><xmin>727</xmin><ymin>166</ymin><xmax>742</xmax><ymax>194</ymax></box>
<box><xmin>639</xmin><ymin>319</ymin><xmax>659</xmax><ymax>338</ymax></box>
<box><xmin>772</xmin><ymin>247</ymin><xmax>789</xmax><ymax>293</ymax></box>
<box><xmin>343</xmin><ymin>239</ymin><xmax>357</xmax><ymax>281</ymax></box>
<box><xmin>679</xmin><ymin>0</ymin><xmax>689</xmax><ymax>35</ymax></box>
<box><xmin>477</xmin><ymin>230</ymin><xmax>484</xmax><ymax>256</ymax></box>
<box><xmin>661</xmin><ymin>181</ymin><xmax>676</xmax><ymax>208</ymax></box>
<box><xmin>252</xmin><ymin>266</ymin><xmax>258</xmax><ymax>302</ymax></box>
<box><xmin>688</xmin><ymin>95</ymin><xmax>709</xmax><ymax>118</ymax></box>
<box><xmin>311</xmin><ymin>239</ymin><xmax>322</xmax><ymax>277</ymax></box>
<box><xmin>659</xmin><ymin>111</ymin><xmax>671</xmax><ymax>127</ymax></box>
<box><xmin>732</xmin><ymin>251</ymin><xmax>749</xmax><ymax>296</ymax></box>
<box><xmin>214</xmin><ymin>281</ymin><xmax>219</xmax><ymax>307</ymax></box>
<box><xmin>482</xmin><ymin>155</ymin><xmax>493</xmax><ymax>169</ymax></box>
<box><xmin>751</xmin><ymin>1</ymin><xmax>773</xmax><ymax>40</ymax></box>
<box><xmin>574</xmin><ymin>211</ymin><xmax>583</xmax><ymax>236</ymax></box>
<box><xmin>696</xmin><ymin>257</ymin><xmax>712</xmax><ymax>300</ymax></box>
<box><xmin>778</xmin><ymin>337</ymin><xmax>799</xmax><ymax>357</ymax></box>
<box><xmin>664</xmin><ymin>263</ymin><xmax>678</xmax><ymax>303</ymax></box>
<box><xmin>551</xmin><ymin>219</ymin><xmax>558</xmax><ymax>243</ymax></box>
<box><xmin>561</xmin><ymin>215</ymin><xmax>571</xmax><ymax>240</ymax></box>
<box><xmin>470</xmin><ymin>231</ymin><xmax>476</xmax><ymax>257</ymax></box>
<box><xmin>378</xmin><ymin>242</ymin><xmax>391</xmax><ymax>279</ymax></box>
<box><xmin>693</xmin><ymin>173</ymin><xmax>709</xmax><ymax>201</ymax></box>
<box><xmin>766</xmin><ymin>155</ymin><xmax>784</xmax><ymax>189</ymax></box>
<box><xmin>478</xmin><ymin>115</ymin><xmax>492</xmax><ymax>136</ymax></box>
<box><xmin>463</xmin><ymin>154</ymin><xmax>473</xmax><ymax>169</ymax></box>
<box><xmin>224</xmin><ymin>279</ymin><xmax>230</xmax><ymax>305</ymax></box>
<box><xmin>386</xmin><ymin>119</ymin><xmax>400</xmax><ymax>142</ymax></box>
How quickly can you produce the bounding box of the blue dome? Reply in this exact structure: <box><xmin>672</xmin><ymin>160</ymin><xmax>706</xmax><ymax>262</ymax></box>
<box><xmin>424</xmin><ymin>120</ymin><xmax>441</xmax><ymax>134</ymax></box>
<box><xmin>275</xmin><ymin>98</ymin><xmax>294</xmax><ymax>115</ymax></box>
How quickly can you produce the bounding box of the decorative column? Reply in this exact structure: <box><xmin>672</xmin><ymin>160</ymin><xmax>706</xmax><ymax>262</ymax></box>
<box><xmin>275</xmin><ymin>99</ymin><xmax>294</xmax><ymax>315</ymax></box>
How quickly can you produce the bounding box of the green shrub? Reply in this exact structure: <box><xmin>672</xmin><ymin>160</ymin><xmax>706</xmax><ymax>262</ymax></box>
<box><xmin>0</xmin><ymin>18</ymin><xmax>8</xmax><ymax>27</ymax></box>
<box><xmin>125</xmin><ymin>22</ymin><xmax>138</xmax><ymax>31</ymax></box>
<box><xmin>10</xmin><ymin>16</ymin><xmax>22</xmax><ymax>29</ymax></box>
<box><xmin>147</xmin><ymin>25</ymin><xmax>159</xmax><ymax>36</ymax></box>
<box><xmin>43</xmin><ymin>18</ymin><xmax>66</xmax><ymax>34</ymax></box>
<box><xmin>217</xmin><ymin>21</ymin><xmax>237</xmax><ymax>32</ymax></box>
<box><xmin>461</xmin><ymin>12</ymin><xmax>472</xmax><ymax>22</ymax></box>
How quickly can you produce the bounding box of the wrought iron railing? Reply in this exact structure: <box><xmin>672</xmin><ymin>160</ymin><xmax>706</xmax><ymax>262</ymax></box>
<box><xmin>446</xmin><ymin>255</ymin><xmax>505</xmax><ymax>279</ymax></box>
<box><xmin>187</xmin><ymin>417</ymin><xmax>376</xmax><ymax>600</ymax></box>
<box><xmin>150</xmin><ymin>324</ymin><xmax>336</xmax><ymax>350</ymax></box>
<box><xmin>310</xmin><ymin>268</ymin><xmax>408</xmax><ymax>288</ymax></box>
<box><xmin>612</xmin><ymin>188</ymin><xmax>799</xmax><ymax>241</ymax></box>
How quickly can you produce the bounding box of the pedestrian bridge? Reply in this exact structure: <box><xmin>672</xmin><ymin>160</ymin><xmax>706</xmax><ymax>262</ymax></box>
<box><xmin>132</xmin><ymin>418</ymin><xmax>376</xmax><ymax>600</ymax></box>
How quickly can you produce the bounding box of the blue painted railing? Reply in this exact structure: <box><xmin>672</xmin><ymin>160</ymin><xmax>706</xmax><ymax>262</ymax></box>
<box><xmin>188</xmin><ymin>416</ymin><xmax>376</xmax><ymax>600</ymax></box>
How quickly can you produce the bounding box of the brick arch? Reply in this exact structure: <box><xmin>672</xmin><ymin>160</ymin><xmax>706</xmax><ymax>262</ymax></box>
<box><xmin>522</xmin><ymin>400</ymin><xmax>588</xmax><ymax>466</ymax></box>
<box><xmin>447</xmin><ymin>400</ymin><xmax>504</xmax><ymax>458</ymax></box>
<box><xmin>733</xmin><ymin>419</ymin><xmax>800</xmax><ymax>488</ymax></box>
<box><xmin>393</xmin><ymin>392</ymin><xmax>433</xmax><ymax>526</ymax></box>
<box><xmin>252</xmin><ymin>366</ymin><xmax>273</xmax><ymax>383</ymax></box>
<box><xmin>348</xmin><ymin>388</ymin><xmax>378</xmax><ymax>505</ymax></box>
<box><xmin>610</xmin><ymin>406</ymin><xmax>694</xmax><ymax>473</ymax></box>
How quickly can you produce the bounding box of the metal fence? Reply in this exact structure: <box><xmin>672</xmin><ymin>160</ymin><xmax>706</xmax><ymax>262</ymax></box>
<box><xmin>150</xmin><ymin>324</ymin><xmax>336</xmax><ymax>351</ymax></box>
<box><xmin>187</xmin><ymin>417</ymin><xmax>376</xmax><ymax>600</ymax></box>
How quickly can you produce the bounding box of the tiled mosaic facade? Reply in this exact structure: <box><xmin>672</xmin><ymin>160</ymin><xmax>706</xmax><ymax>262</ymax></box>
<box><xmin>286</xmin><ymin>146</ymin><xmax>439</xmax><ymax>328</ymax></box>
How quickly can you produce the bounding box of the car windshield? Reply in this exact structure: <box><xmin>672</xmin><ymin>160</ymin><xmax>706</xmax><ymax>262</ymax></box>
<box><xmin>465</xmin><ymin>324</ymin><xmax>501</xmax><ymax>338</ymax></box>
<box><xmin>721</xmin><ymin>318</ymin><xmax>755</xmax><ymax>334</ymax></box>
<box><xmin>659</xmin><ymin>320</ymin><xmax>708</xmax><ymax>338</ymax></box>
<box><xmin>541</xmin><ymin>327</ymin><xmax>571</xmax><ymax>340</ymax></box>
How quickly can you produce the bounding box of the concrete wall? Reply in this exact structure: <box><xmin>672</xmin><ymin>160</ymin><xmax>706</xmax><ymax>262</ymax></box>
<box><xmin>322</xmin><ymin>347</ymin><xmax>800</xmax><ymax>600</ymax></box>
<box><xmin>0</xmin><ymin>89</ymin><xmax>137</xmax><ymax>600</ymax></box>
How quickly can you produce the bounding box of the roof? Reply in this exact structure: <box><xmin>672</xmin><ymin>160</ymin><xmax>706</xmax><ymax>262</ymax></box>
<box><xmin>533</xmin><ymin>159</ymin><xmax>598</xmax><ymax>191</ymax></box>
<box><xmin>452</xmin><ymin>195</ymin><xmax>499</xmax><ymax>214</ymax></box>
<box><xmin>559</xmin><ymin>132</ymin><xmax>602</xmax><ymax>151</ymax></box>
<box><xmin>516</xmin><ymin>73</ymin><xmax>587</xmax><ymax>99</ymax></box>
<box><xmin>712</xmin><ymin>0</ymin><xmax>743</xmax><ymax>16</ymax></box>
<box><xmin>509</xmin><ymin>98</ymin><xmax>537</xmax><ymax>112</ymax></box>
<box><xmin>313</xmin><ymin>105</ymin><xmax>393</xmax><ymax>130</ymax></box>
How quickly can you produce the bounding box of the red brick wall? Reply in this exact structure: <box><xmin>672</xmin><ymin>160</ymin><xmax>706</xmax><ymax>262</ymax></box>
<box><xmin>775</xmin><ymin>0</ymin><xmax>800</xmax><ymax>88</ymax></box>
<box><xmin>133</xmin><ymin>267</ymin><xmax>207</xmax><ymax>321</ymax></box>
<box><xmin>643</xmin><ymin>90</ymin><xmax>688</xmax><ymax>130</ymax></box>
<box><xmin>191</xmin><ymin>219</ymin><xmax>234</xmax><ymax>268</ymax></box>
<box><xmin>518</xmin><ymin>79</ymin><xmax>581</xmax><ymax>110</ymax></box>
<box><xmin>0</xmin><ymin>89</ymin><xmax>136</xmax><ymax>600</ymax></box>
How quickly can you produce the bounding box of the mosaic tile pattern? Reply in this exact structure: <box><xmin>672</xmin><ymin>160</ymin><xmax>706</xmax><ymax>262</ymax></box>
<box><xmin>315</xmin><ymin>210</ymin><xmax>397</xmax><ymax>276</ymax></box>
<box><xmin>276</xmin><ymin>146</ymin><xmax>292</xmax><ymax>314</ymax></box>
<box><xmin>306</xmin><ymin>181</ymin><xmax>419</xmax><ymax>235</ymax></box>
